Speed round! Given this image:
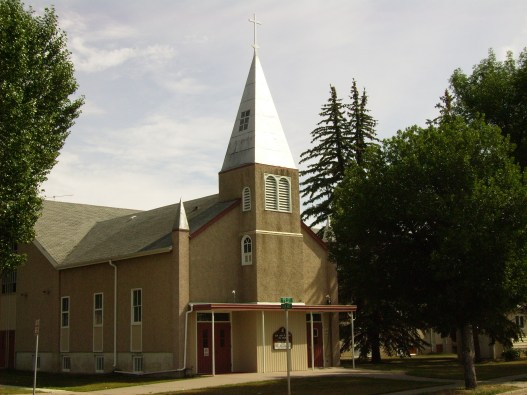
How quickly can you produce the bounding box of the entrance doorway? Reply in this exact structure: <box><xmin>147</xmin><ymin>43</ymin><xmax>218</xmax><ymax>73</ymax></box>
<box><xmin>197</xmin><ymin>313</ymin><xmax>231</xmax><ymax>374</ymax></box>
<box><xmin>307</xmin><ymin>319</ymin><xmax>323</xmax><ymax>368</ymax></box>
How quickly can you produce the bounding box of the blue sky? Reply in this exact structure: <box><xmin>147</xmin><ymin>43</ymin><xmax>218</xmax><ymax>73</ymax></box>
<box><xmin>33</xmin><ymin>0</ymin><xmax>527</xmax><ymax>210</ymax></box>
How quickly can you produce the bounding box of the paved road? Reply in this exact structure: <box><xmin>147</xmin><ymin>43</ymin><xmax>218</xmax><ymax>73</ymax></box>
<box><xmin>8</xmin><ymin>367</ymin><xmax>527</xmax><ymax>395</ymax></box>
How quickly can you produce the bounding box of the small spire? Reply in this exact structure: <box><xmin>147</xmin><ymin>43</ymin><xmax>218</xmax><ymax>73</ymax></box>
<box><xmin>249</xmin><ymin>13</ymin><xmax>261</xmax><ymax>53</ymax></box>
<box><xmin>322</xmin><ymin>217</ymin><xmax>332</xmax><ymax>242</ymax></box>
<box><xmin>174</xmin><ymin>197</ymin><xmax>189</xmax><ymax>231</ymax></box>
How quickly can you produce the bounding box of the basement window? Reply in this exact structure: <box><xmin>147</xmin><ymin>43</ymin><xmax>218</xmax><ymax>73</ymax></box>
<box><xmin>133</xmin><ymin>355</ymin><xmax>143</xmax><ymax>373</ymax></box>
<box><xmin>62</xmin><ymin>355</ymin><xmax>71</xmax><ymax>372</ymax></box>
<box><xmin>95</xmin><ymin>355</ymin><xmax>104</xmax><ymax>373</ymax></box>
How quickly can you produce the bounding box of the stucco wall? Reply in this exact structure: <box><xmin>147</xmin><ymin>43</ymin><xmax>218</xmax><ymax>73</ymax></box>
<box><xmin>255</xmin><ymin>232</ymin><xmax>304</xmax><ymax>302</ymax></box>
<box><xmin>15</xmin><ymin>244</ymin><xmax>60</xmax><ymax>357</ymax></box>
<box><xmin>190</xmin><ymin>207</ymin><xmax>246</xmax><ymax>303</ymax></box>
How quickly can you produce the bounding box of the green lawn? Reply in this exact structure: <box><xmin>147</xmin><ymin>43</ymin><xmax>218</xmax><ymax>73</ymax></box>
<box><xmin>156</xmin><ymin>376</ymin><xmax>448</xmax><ymax>395</ymax></box>
<box><xmin>0</xmin><ymin>370</ymin><xmax>180</xmax><ymax>392</ymax></box>
<box><xmin>1</xmin><ymin>356</ymin><xmax>526</xmax><ymax>395</ymax></box>
<box><xmin>346</xmin><ymin>354</ymin><xmax>527</xmax><ymax>380</ymax></box>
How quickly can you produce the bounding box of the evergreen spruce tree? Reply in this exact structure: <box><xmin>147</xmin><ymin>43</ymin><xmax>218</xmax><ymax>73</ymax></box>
<box><xmin>348</xmin><ymin>79</ymin><xmax>378</xmax><ymax>166</ymax></box>
<box><xmin>427</xmin><ymin>89</ymin><xmax>455</xmax><ymax>126</ymax></box>
<box><xmin>300</xmin><ymin>85</ymin><xmax>351</xmax><ymax>227</ymax></box>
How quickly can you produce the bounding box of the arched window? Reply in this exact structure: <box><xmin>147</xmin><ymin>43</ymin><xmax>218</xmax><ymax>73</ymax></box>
<box><xmin>242</xmin><ymin>187</ymin><xmax>251</xmax><ymax>211</ymax></box>
<box><xmin>265</xmin><ymin>175</ymin><xmax>277</xmax><ymax>210</ymax></box>
<box><xmin>241</xmin><ymin>235</ymin><xmax>252</xmax><ymax>265</ymax></box>
<box><xmin>264</xmin><ymin>174</ymin><xmax>291</xmax><ymax>212</ymax></box>
<box><xmin>278</xmin><ymin>178</ymin><xmax>291</xmax><ymax>212</ymax></box>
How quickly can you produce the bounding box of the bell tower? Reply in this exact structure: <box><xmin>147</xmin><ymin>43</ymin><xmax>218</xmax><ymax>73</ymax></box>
<box><xmin>218</xmin><ymin>17</ymin><xmax>304</xmax><ymax>303</ymax></box>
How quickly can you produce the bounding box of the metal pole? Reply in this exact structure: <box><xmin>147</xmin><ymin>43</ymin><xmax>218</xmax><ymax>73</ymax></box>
<box><xmin>351</xmin><ymin>312</ymin><xmax>355</xmax><ymax>369</ymax></box>
<box><xmin>261</xmin><ymin>311</ymin><xmax>266</xmax><ymax>373</ymax></box>
<box><xmin>286</xmin><ymin>309</ymin><xmax>291</xmax><ymax>395</ymax></box>
<box><xmin>310</xmin><ymin>312</ymin><xmax>315</xmax><ymax>371</ymax></box>
<box><xmin>33</xmin><ymin>333</ymin><xmax>39</xmax><ymax>395</ymax></box>
<box><xmin>211</xmin><ymin>312</ymin><xmax>216</xmax><ymax>376</ymax></box>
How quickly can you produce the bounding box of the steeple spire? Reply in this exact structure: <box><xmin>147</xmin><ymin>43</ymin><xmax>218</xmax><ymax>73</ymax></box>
<box><xmin>173</xmin><ymin>198</ymin><xmax>189</xmax><ymax>231</ymax></box>
<box><xmin>220</xmin><ymin>17</ymin><xmax>296</xmax><ymax>173</ymax></box>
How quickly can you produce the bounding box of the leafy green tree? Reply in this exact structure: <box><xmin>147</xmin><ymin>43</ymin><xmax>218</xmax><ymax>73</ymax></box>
<box><xmin>300</xmin><ymin>85</ymin><xmax>351</xmax><ymax>227</ymax></box>
<box><xmin>348</xmin><ymin>79</ymin><xmax>378</xmax><ymax>166</ymax></box>
<box><xmin>333</xmin><ymin>116</ymin><xmax>527</xmax><ymax>388</ymax></box>
<box><xmin>450</xmin><ymin>48</ymin><xmax>527</xmax><ymax>169</ymax></box>
<box><xmin>331</xmin><ymin>143</ymin><xmax>427</xmax><ymax>363</ymax></box>
<box><xmin>0</xmin><ymin>0</ymin><xmax>83</xmax><ymax>271</ymax></box>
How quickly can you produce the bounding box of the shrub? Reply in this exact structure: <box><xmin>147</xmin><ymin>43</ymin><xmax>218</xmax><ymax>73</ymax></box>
<box><xmin>502</xmin><ymin>348</ymin><xmax>521</xmax><ymax>361</ymax></box>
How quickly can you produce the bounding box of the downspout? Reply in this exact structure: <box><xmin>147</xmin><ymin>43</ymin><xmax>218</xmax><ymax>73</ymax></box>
<box><xmin>114</xmin><ymin>303</ymin><xmax>193</xmax><ymax>375</ymax></box>
<box><xmin>109</xmin><ymin>260</ymin><xmax>117</xmax><ymax>369</ymax></box>
<box><xmin>179</xmin><ymin>303</ymin><xmax>193</xmax><ymax>373</ymax></box>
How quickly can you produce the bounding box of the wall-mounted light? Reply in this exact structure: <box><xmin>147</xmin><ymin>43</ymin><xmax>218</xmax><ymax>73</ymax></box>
<box><xmin>42</xmin><ymin>289</ymin><xmax>51</xmax><ymax>295</ymax></box>
<box><xmin>20</xmin><ymin>292</ymin><xmax>28</xmax><ymax>297</ymax></box>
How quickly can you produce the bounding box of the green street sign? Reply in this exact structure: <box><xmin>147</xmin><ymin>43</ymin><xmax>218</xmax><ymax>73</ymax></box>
<box><xmin>280</xmin><ymin>297</ymin><xmax>293</xmax><ymax>310</ymax></box>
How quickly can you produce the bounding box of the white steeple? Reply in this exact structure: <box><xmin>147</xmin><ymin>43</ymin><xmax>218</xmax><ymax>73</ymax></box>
<box><xmin>173</xmin><ymin>198</ymin><xmax>189</xmax><ymax>231</ymax></box>
<box><xmin>221</xmin><ymin>48</ymin><xmax>296</xmax><ymax>172</ymax></box>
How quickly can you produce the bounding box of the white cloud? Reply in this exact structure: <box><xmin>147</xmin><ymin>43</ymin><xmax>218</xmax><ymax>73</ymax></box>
<box><xmin>164</xmin><ymin>76</ymin><xmax>207</xmax><ymax>94</ymax></box>
<box><xmin>71</xmin><ymin>37</ymin><xmax>138</xmax><ymax>73</ymax></box>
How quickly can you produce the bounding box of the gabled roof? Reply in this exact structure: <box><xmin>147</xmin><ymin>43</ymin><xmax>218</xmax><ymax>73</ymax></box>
<box><xmin>34</xmin><ymin>195</ymin><xmax>237</xmax><ymax>268</ymax></box>
<box><xmin>221</xmin><ymin>53</ymin><xmax>296</xmax><ymax>172</ymax></box>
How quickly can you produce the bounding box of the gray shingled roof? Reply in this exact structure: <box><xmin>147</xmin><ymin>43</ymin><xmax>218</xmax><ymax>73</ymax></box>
<box><xmin>35</xmin><ymin>195</ymin><xmax>238</xmax><ymax>268</ymax></box>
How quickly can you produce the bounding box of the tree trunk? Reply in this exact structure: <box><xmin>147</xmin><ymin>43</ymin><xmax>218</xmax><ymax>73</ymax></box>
<box><xmin>461</xmin><ymin>324</ymin><xmax>477</xmax><ymax>389</ymax></box>
<box><xmin>370</xmin><ymin>330</ymin><xmax>382</xmax><ymax>363</ymax></box>
<box><xmin>473</xmin><ymin>327</ymin><xmax>481</xmax><ymax>363</ymax></box>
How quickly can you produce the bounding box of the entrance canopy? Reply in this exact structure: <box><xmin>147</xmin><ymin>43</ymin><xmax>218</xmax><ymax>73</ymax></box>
<box><xmin>191</xmin><ymin>302</ymin><xmax>356</xmax><ymax>313</ymax></box>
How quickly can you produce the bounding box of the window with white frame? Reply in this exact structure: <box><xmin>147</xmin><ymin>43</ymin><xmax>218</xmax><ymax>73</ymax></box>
<box><xmin>62</xmin><ymin>355</ymin><xmax>71</xmax><ymax>372</ymax></box>
<box><xmin>95</xmin><ymin>355</ymin><xmax>104</xmax><ymax>373</ymax></box>
<box><xmin>61</xmin><ymin>296</ymin><xmax>70</xmax><ymax>328</ymax></box>
<box><xmin>132</xmin><ymin>355</ymin><xmax>143</xmax><ymax>373</ymax></box>
<box><xmin>264</xmin><ymin>174</ymin><xmax>291</xmax><ymax>212</ymax></box>
<box><xmin>242</xmin><ymin>187</ymin><xmax>251</xmax><ymax>211</ymax></box>
<box><xmin>516</xmin><ymin>315</ymin><xmax>525</xmax><ymax>328</ymax></box>
<box><xmin>1</xmin><ymin>269</ymin><xmax>16</xmax><ymax>294</ymax></box>
<box><xmin>94</xmin><ymin>293</ymin><xmax>103</xmax><ymax>326</ymax></box>
<box><xmin>241</xmin><ymin>235</ymin><xmax>252</xmax><ymax>265</ymax></box>
<box><xmin>131</xmin><ymin>289</ymin><xmax>142</xmax><ymax>324</ymax></box>
<box><xmin>278</xmin><ymin>177</ymin><xmax>291</xmax><ymax>211</ymax></box>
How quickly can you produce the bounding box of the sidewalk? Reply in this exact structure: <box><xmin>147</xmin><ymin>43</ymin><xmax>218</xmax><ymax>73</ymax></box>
<box><xmin>15</xmin><ymin>367</ymin><xmax>527</xmax><ymax>395</ymax></box>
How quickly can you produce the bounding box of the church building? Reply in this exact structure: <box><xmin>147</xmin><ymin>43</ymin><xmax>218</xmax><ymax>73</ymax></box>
<box><xmin>0</xmin><ymin>39</ymin><xmax>356</xmax><ymax>375</ymax></box>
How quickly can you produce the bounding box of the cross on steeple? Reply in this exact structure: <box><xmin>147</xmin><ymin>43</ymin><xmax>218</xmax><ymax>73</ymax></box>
<box><xmin>249</xmin><ymin>13</ymin><xmax>262</xmax><ymax>52</ymax></box>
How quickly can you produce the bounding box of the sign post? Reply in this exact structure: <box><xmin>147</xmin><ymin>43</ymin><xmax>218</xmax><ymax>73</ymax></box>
<box><xmin>33</xmin><ymin>319</ymin><xmax>40</xmax><ymax>395</ymax></box>
<box><xmin>280</xmin><ymin>297</ymin><xmax>293</xmax><ymax>395</ymax></box>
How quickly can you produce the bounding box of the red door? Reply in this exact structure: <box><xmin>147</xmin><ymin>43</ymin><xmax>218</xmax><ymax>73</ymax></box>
<box><xmin>0</xmin><ymin>330</ymin><xmax>15</xmax><ymax>369</ymax></box>
<box><xmin>197</xmin><ymin>323</ymin><xmax>231</xmax><ymax>374</ymax></box>
<box><xmin>307</xmin><ymin>323</ymin><xmax>323</xmax><ymax>368</ymax></box>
